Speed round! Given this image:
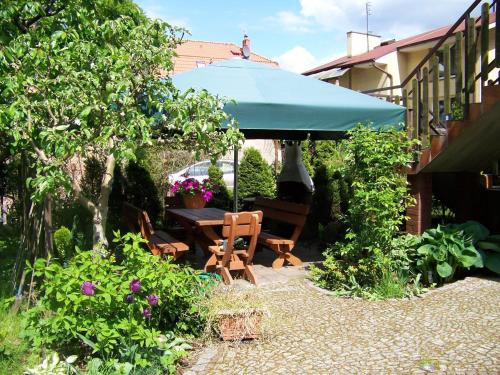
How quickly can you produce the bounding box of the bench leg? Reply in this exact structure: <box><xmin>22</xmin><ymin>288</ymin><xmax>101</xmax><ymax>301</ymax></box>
<box><xmin>219</xmin><ymin>265</ymin><xmax>233</xmax><ymax>285</ymax></box>
<box><xmin>271</xmin><ymin>244</ymin><xmax>302</xmax><ymax>268</ymax></box>
<box><xmin>244</xmin><ymin>264</ymin><xmax>257</xmax><ymax>285</ymax></box>
<box><xmin>204</xmin><ymin>254</ymin><xmax>217</xmax><ymax>272</ymax></box>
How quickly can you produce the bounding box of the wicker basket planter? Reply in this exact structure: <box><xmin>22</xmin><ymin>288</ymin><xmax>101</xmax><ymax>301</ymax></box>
<box><xmin>217</xmin><ymin>308</ymin><xmax>263</xmax><ymax>341</ymax></box>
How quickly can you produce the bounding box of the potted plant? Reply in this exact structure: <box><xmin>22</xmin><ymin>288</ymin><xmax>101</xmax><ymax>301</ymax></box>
<box><xmin>170</xmin><ymin>178</ymin><xmax>218</xmax><ymax>208</ymax></box>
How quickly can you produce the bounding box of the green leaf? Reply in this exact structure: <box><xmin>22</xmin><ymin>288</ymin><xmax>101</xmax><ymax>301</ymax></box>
<box><xmin>436</xmin><ymin>262</ymin><xmax>453</xmax><ymax>278</ymax></box>
<box><xmin>484</xmin><ymin>252</ymin><xmax>500</xmax><ymax>274</ymax></box>
<box><xmin>477</xmin><ymin>240</ymin><xmax>500</xmax><ymax>253</ymax></box>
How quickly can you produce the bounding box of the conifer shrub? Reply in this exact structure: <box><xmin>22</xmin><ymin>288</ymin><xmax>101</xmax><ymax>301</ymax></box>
<box><xmin>207</xmin><ymin>163</ymin><xmax>231</xmax><ymax>211</ymax></box>
<box><xmin>53</xmin><ymin>226</ymin><xmax>73</xmax><ymax>261</ymax></box>
<box><xmin>237</xmin><ymin>148</ymin><xmax>276</xmax><ymax>200</ymax></box>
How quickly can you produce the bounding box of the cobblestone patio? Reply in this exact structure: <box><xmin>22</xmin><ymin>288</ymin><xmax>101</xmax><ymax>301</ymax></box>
<box><xmin>184</xmin><ymin>276</ymin><xmax>500</xmax><ymax>374</ymax></box>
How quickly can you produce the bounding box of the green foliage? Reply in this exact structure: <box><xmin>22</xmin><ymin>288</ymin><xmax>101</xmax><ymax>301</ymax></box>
<box><xmin>53</xmin><ymin>226</ymin><xmax>73</xmax><ymax>261</ymax></box>
<box><xmin>416</xmin><ymin>224</ymin><xmax>483</xmax><ymax>283</ymax></box>
<box><xmin>237</xmin><ymin>148</ymin><xmax>276</xmax><ymax>199</ymax></box>
<box><xmin>23</xmin><ymin>232</ymin><xmax>207</xmax><ymax>369</ymax></box>
<box><xmin>310</xmin><ymin>140</ymin><xmax>350</xmax><ymax>242</ymax></box>
<box><xmin>474</xmin><ymin>233</ymin><xmax>500</xmax><ymax>275</ymax></box>
<box><xmin>207</xmin><ymin>163</ymin><xmax>231</xmax><ymax>211</ymax></box>
<box><xmin>0</xmin><ymin>0</ymin><xmax>243</xmax><ymax>247</ymax></box>
<box><xmin>24</xmin><ymin>353</ymin><xmax>78</xmax><ymax>375</ymax></box>
<box><xmin>300</xmin><ymin>140</ymin><xmax>314</xmax><ymax>177</ymax></box>
<box><xmin>311</xmin><ymin>125</ymin><xmax>419</xmax><ymax>296</ymax></box>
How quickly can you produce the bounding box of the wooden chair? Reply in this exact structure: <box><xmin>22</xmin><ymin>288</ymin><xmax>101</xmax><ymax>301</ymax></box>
<box><xmin>253</xmin><ymin>197</ymin><xmax>310</xmax><ymax>268</ymax></box>
<box><xmin>122</xmin><ymin>203</ymin><xmax>189</xmax><ymax>260</ymax></box>
<box><xmin>205</xmin><ymin>211</ymin><xmax>263</xmax><ymax>285</ymax></box>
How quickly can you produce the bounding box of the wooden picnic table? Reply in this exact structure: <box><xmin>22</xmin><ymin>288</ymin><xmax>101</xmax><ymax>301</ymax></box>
<box><xmin>166</xmin><ymin>208</ymin><xmax>227</xmax><ymax>253</ymax></box>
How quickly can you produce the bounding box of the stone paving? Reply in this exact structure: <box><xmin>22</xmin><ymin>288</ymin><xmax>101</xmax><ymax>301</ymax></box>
<box><xmin>183</xmin><ymin>276</ymin><xmax>500</xmax><ymax>374</ymax></box>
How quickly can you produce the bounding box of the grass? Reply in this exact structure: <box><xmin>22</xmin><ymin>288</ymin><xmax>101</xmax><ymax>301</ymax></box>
<box><xmin>0</xmin><ymin>226</ymin><xmax>39</xmax><ymax>375</ymax></box>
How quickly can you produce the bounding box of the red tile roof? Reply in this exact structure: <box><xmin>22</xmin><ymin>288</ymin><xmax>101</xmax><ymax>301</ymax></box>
<box><xmin>171</xmin><ymin>39</ymin><xmax>278</xmax><ymax>75</ymax></box>
<box><xmin>303</xmin><ymin>12</ymin><xmax>496</xmax><ymax>75</ymax></box>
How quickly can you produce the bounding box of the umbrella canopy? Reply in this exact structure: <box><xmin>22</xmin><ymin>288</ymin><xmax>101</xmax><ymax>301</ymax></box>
<box><xmin>172</xmin><ymin>59</ymin><xmax>406</xmax><ymax>140</ymax></box>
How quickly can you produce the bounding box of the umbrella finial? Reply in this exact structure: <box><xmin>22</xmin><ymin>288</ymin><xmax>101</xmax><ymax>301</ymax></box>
<box><xmin>242</xmin><ymin>34</ymin><xmax>251</xmax><ymax>59</ymax></box>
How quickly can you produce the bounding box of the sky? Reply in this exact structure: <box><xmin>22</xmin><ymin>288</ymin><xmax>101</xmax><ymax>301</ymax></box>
<box><xmin>135</xmin><ymin>0</ymin><xmax>474</xmax><ymax>73</ymax></box>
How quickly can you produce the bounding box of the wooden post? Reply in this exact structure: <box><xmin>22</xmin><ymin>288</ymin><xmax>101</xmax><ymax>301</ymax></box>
<box><xmin>480</xmin><ymin>3</ymin><xmax>489</xmax><ymax>86</ymax></box>
<box><xmin>412</xmin><ymin>79</ymin><xmax>419</xmax><ymax>141</ymax></box>
<box><xmin>421</xmin><ymin>67</ymin><xmax>429</xmax><ymax>147</ymax></box>
<box><xmin>394</xmin><ymin>95</ymin><xmax>400</xmax><ymax>105</ymax></box>
<box><xmin>466</xmin><ymin>17</ymin><xmax>476</xmax><ymax>93</ymax></box>
<box><xmin>496</xmin><ymin>1</ymin><xmax>500</xmax><ymax>69</ymax></box>
<box><xmin>444</xmin><ymin>44</ymin><xmax>451</xmax><ymax>116</ymax></box>
<box><xmin>432</xmin><ymin>55</ymin><xmax>440</xmax><ymax>125</ymax></box>
<box><xmin>455</xmin><ymin>32</ymin><xmax>463</xmax><ymax>106</ymax></box>
<box><xmin>403</xmin><ymin>89</ymin><xmax>408</xmax><ymax>108</ymax></box>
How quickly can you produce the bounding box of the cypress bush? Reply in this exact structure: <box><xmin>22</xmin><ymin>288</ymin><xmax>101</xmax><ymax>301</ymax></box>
<box><xmin>207</xmin><ymin>163</ymin><xmax>231</xmax><ymax>210</ymax></box>
<box><xmin>53</xmin><ymin>226</ymin><xmax>73</xmax><ymax>261</ymax></box>
<box><xmin>238</xmin><ymin>148</ymin><xmax>276</xmax><ymax>199</ymax></box>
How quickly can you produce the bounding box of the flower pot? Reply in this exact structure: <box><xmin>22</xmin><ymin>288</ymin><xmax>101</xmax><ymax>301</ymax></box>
<box><xmin>182</xmin><ymin>193</ymin><xmax>206</xmax><ymax>209</ymax></box>
<box><xmin>217</xmin><ymin>308</ymin><xmax>263</xmax><ymax>341</ymax></box>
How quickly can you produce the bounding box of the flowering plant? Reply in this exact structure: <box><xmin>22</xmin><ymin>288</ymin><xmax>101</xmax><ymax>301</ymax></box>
<box><xmin>170</xmin><ymin>178</ymin><xmax>218</xmax><ymax>202</ymax></box>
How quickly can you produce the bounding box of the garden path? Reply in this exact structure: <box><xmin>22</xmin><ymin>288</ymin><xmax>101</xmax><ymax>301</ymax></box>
<box><xmin>184</xmin><ymin>276</ymin><xmax>500</xmax><ymax>374</ymax></box>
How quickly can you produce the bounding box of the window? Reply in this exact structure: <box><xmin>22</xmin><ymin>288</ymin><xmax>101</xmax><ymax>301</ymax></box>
<box><xmin>220</xmin><ymin>162</ymin><xmax>234</xmax><ymax>174</ymax></box>
<box><xmin>436</xmin><ymin>45</ymin><xmax>457</xmax><ymax>78</ymax></box>
<box><xmin>188</xmin><ymin>162</ymin><xmax>210</xmax><ymax>176</ymax></box>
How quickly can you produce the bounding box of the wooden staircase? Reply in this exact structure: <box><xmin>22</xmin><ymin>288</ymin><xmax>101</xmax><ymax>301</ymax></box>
<box><xmin>410</xmin><ymin>85</ymin><xmax>500</xmax><ymax>174</ymax></box>
<box><xmin>363</xmin><ymin>0</ymin><xmax>500</xmax><ymax>234</ymax></box>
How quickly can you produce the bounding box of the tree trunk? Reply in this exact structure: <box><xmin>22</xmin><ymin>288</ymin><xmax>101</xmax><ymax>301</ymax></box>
<box><xmin>43</xmin><ymin>194</ymin><xmax>54</xmax><ymax>257</ymax></box>
<box><xmin>92</xmin><ymin>145</ymin><xmax>116</xmax><ymax>249</ymax></box>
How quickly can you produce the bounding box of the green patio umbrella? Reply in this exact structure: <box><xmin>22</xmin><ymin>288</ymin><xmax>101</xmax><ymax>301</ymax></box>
<box><xmin>172</xmin><ymin>59</ymin><xmax>406</xmax><ymax>210</ymax></box>
<box><xmin>172</xmin><ymin>59</ymin><xmax>405</xmax><ymax>140</ymax></box>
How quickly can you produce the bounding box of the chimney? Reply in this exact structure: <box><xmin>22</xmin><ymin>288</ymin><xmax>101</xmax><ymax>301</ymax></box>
<box><xmin>241</xmin><ymin>34</ymin><xmax>251</xmax><ymax>59</ymax></box>
<box><xmin>346</xmin><ymin>31</ymin><xmax>381</xmax><ymax>57</ymax></box>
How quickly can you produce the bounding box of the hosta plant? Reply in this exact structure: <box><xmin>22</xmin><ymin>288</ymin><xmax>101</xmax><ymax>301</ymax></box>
<box><xmin>416</xmin><ymin>224</ymin><xmax>483</xmax><ymax>283</ymax></box>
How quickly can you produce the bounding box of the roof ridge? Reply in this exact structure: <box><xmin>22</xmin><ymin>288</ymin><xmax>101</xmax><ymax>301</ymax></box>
<box><xmin>303</xmin><ymin>12</ymin><xmax>496</xmax><ymax>75</ymax></box>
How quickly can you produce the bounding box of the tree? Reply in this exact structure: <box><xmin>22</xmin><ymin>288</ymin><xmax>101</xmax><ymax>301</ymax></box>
<box><xmin>238</xmin><ymin>147</ymin><xmax>276</xmax><ymax>200</ymax></box>
<box><xmin>0</xmin><ymin>1</ymin><xmax>242</xmax><ymax>247</ymax></box>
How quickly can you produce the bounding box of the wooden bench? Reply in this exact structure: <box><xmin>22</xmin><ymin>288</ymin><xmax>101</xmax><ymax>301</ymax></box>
<box><xmin>122</xmin><ymin>203</ymin><xmax>189</xmax><ymax>260</ymax></box>
<box><xmin>253</xmin><ymin>197</ymin><xmax>310</xmax><ymax>268</ymax></box>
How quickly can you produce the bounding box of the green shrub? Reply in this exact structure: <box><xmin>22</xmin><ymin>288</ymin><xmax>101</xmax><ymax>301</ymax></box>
<box><xmin>311</xmin><ymin>125</ymin><xmax>418</xmax><ymax>296</ymax></box>
<box><xmin>207</xmin><ymin>163</ymin><xmax>231</xmax><ymax>211</ymax></box>
<box><xmin>237</xmin><ymin>148</ymin><xmax>276</xmax><ymax>199</ymax></box>
<box><xmin>309</xmin><ymin>141</ymin><xmax>350</xmax><ymax>241</ymax></box>
<box><xmin>53</xmin><ymin>226</ymin><xmax>73</xmax><ymax>261</ymax></box>
<box><xmin>23</xmin><ymin>232</ymin><xmax>208</xmax><ymax>369</ymax></box>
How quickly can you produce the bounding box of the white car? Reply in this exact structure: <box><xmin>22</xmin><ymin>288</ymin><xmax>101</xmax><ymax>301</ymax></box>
<box><xmin>168</xmin><ymin>160</ymin><xmax>235</xmax><ymax>189</ymax></box>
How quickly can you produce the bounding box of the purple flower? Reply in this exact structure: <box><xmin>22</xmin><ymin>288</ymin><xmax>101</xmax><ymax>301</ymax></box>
<box><xmin>124</xmin><ymin>294</ymin><xmax>134</xmax><ymax>303</ymax></box>
<box><xmin>129</xmin><ymin>279</ymin><xmax>141</xmax><ymax>293</ymax></box>
<box><xmin>147</xmin><ymin>294</ymin><xmax>158</xmax><ymax>306</ymax></box>
<box><xmin>202</xmin><ymin>191</ymin><xmax>213</xmax><ymax>202</ymax></box>
<box><xmin>143</xmin><ymin>308</ymin><xmax>152</xmax><ymax>318</ymax></box>
<box><xmin>80</xmin><ymin>281</ymin><xmax>95</xmax><ymax>296</ymax></box>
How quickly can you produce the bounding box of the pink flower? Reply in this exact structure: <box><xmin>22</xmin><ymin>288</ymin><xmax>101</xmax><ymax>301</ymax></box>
<box><xmin>202</xmin><ymin>191</ymin><xmax>213</xmax><ymax>202</ymax></box>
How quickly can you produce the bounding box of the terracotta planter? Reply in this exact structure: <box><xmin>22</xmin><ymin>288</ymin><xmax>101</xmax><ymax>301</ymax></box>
<box><xmin>217</xmin><ymin>309</ymin><xmax>263</xmax><ymax>341</ymax></box>
<box><xmin>182</xmin><ymin>193</ymin><xmax>206</xmax><ymax>209</ymax></box>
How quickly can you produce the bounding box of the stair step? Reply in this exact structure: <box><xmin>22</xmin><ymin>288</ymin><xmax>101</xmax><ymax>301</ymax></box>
<box><xmin>482</xmin><ymin>85</ymin><xmax>500</xmax><ymax>112</ymax></box>
<box><xmin>468</xmin><ymin>103</ymin><xmax>482</xmax><ymax>122</ymax></box>
<box><xmin>446</xmin><ymin>119</ymin><xmax>470</xmax><ymax>144</ymax></box>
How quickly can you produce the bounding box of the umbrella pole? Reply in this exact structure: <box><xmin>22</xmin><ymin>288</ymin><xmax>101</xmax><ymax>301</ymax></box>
<box><xmin>233</xmin><ymin>145</ymin><xmax>238</xmax><ymax>212</ymax></box>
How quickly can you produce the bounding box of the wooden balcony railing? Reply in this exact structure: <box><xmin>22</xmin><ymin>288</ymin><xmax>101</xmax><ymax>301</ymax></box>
<box><xmin>362</xmin><ymin>0</ymin><xmax>498</xmax><ymax>147</ymax></box>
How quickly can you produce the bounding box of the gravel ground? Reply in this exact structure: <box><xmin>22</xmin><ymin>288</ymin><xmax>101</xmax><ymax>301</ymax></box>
<box><xmin>183</xmin><ymin>276</ymin><xmax>500</xmax><ymax>375</ymax></box>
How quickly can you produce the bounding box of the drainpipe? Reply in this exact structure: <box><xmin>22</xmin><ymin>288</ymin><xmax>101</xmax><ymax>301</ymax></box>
<box><xmin>372</xmin><ymin>62</ymin><xmax>394</xmax><ymax>101</ymax></box>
